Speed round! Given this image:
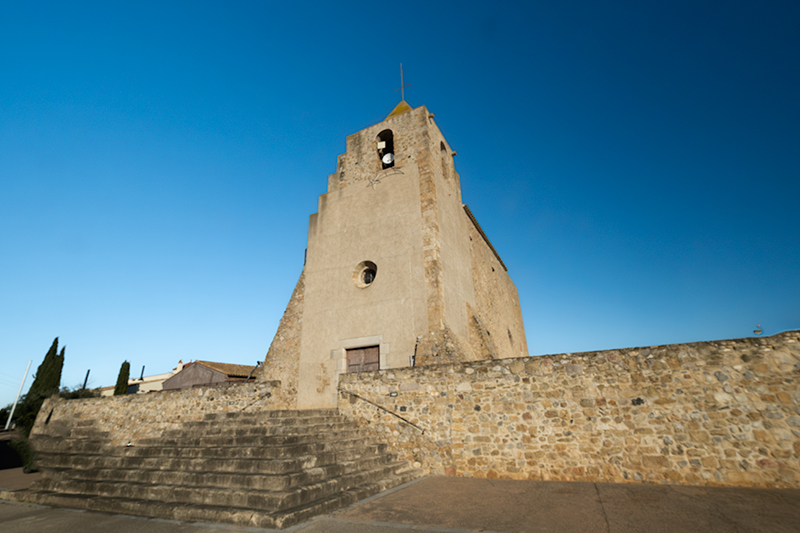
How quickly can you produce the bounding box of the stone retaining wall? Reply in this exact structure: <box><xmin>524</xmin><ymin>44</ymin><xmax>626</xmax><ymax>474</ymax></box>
<box><xmin>32</xmin><ymin>380</ymin><xmax>289</xmax><ymax>446</ymax></box>
<box><xmin>338</xmin><ymin>331</ymin><xmax>800</xmax><ymax>488</ymax></box>
<box><xmin>28</xmin><ymin>331</ymin><xmax>800</xmax><ymax>488</ymax></box>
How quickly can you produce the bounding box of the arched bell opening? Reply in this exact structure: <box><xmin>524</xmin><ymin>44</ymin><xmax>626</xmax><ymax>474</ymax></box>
<box><xmin>376</xmin><ymin>129</ymin><xmax>395</xmax><ymax>169</ymax></box>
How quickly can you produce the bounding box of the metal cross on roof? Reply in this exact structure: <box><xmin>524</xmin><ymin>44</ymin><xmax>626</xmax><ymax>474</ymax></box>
<box><xmin>395</xmin><ymin>63</ymin><xmax>410</xmax><ymax>102</ymax></box>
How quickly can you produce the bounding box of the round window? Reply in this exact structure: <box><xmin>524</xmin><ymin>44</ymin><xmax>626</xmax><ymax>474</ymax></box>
<box><xmin>353</xmin><ymin>261</ymin><xmax>377</xmax><ymax>288</ymax></box>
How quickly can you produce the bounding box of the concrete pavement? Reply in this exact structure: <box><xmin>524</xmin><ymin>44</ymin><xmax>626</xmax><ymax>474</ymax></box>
<box><xmin>329</xmin><ymin>476</ymin><xmax>800</xmax><ymax>532</ymax></box>
<box><xmin>2</xmin><ymin>469</ymin><xmax>800</xmax><ymax>532</ymax></box>
<box><xmin>0</xmin><ymin>467</ymin><xmax>41</xmax><ymax>494</ymax></box>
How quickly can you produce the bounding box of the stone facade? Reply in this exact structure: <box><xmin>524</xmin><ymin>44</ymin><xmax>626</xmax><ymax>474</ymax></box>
<box><xmin>31</xmin><ymin>380</ymin><xmax>289</xmax><ymax>446</ymax></box>
<box><xmin>262</xmin><ymin>102</ymin><xmax>528</xmax><ymax>408</ymax></box>
<box><xmin>338</xmin><ymin>331</ymin><xmax>800</xmax><ymax>488</ymax></box>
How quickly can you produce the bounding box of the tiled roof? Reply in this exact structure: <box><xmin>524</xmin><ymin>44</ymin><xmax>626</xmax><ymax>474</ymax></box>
<box><xmin>192</xmin><ymin>361</ymin><xmax>259</xmax><ymax>378</ymax></box>
<box><xmin>385</xmin><ymin>100</ymin><xmax>413</xmax><ymax>120</ymax></box>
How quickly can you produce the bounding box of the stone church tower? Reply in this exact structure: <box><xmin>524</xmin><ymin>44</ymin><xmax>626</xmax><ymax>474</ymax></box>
<box><xmin>263</xmin><ymin>101</ymin><xmax>528</xmax><ymax>408</ymax></box>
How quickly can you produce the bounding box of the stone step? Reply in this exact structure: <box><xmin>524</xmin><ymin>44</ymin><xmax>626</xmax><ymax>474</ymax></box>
<box><xmin>33</xmin><ymin>432</ymin><xmax>379</xmax><ymax>458</ymax></box>
<box><xmin>31</xmin><ymin>423</ymin><xmax>109</xmax><ymax>441</ymax></box>
<box><xmin>274</xmin><ymin>468</ymin><xmax>421</xmax><ymax>528</ymax></box>
<box><xmin>35</xmin><ymin>427</ymin><xmax>366</xmax><ymax>451</ymax></box>
<box><xmin>33</xmin><ymin>414</ymin><xmax>353</xmax><ymax>444</ymax></box>
<box><xmin>139</xmin><ymin>427</ymin><xmax>365</xmax><ymax>447</ymax></box>
<box><xmin>31</xmin><ymin>437</ymin><xmax>106</xmax><ymax>455</ymax></box>
<box><xmin>184</xmin><ymin>413</ymin><xmax>346</xmax><ymax>428</ymax></box>
<box><xmin>65</xmin><ymin>427</ymin><xmax>111</xmax><ymax>439</ymax></box>
<box><xmin>25</xmin><ymin>407</ymin><xmax>421</xmax><ymax>529</ymax></box>
<box><xmin>161</xmin><ymin>420</ymin><xmax>354</xmax><ymax>438</ymax></box>
<box><xmin>196</xmin><ymin>409</ymin><xmax>340</xmax><ymax>424</ymax></box>
<box><xmin>41</xmin><ymin>453</ymin><xmax>398</xmax><ymax>492</ymax></box>
<box><xmin>20</xmin><ymin>467</ymin><xmax>421</xmax><ymax>529</ymax></box>
<box><xmin>203</xmin><ymin>408</ymin><xmax>340</xmax><ymax>420</ymax></box>
<box><xmin>36</xmin><ymin>443</ymin><xmax>391</xmax><ymax>476</ymax></box>
<box><xmin>30</xmin><ymin>460</ymin><xmax>412</xmax><ymax>513</ymax></box>
<box><xmin>152</xmin><ymin>433</ymin><xmax>365</xmax><ymax>448</ymax></box>
<box><xmin>174</xmin><ymin>418</ymin><xmax>348</xmax><ymax>434</ymax></box>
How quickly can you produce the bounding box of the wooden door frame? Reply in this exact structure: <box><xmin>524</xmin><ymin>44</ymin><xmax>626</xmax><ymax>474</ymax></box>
<box><xmin>331</xmin><ymin>335</ymin><xmax>388</xmax><ymax>374</ymax></box>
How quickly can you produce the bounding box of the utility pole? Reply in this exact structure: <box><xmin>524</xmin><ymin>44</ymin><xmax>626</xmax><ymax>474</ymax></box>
<box><xmin>5</xmin><ymin>360</ymin><xmax>32</xmax><ymax>431</ymax></box>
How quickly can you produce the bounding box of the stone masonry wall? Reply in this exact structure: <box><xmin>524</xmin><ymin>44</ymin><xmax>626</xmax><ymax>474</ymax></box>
<box><xmin>31</xmin><ymin>380</ymin><xmax>290</xmax><ymax>446</ymax></box>
<box><xmin>466</xmin><ymin>217</ymin><xmax>529</xmax><ymax>360</ymax></box>
<box><xmin>416</xmin><ymin>110</ymin><xmax>446</xmax><ymax>334</ymax></box>
<box><xmin>259</xmin><ymin>269</ymin><xmax>304</xmax><ymax>407</ymax></box>
<box><xmin>338</xmin><ymin>331</ymin><xmax>800</xmax><ymax>488</ymax></box>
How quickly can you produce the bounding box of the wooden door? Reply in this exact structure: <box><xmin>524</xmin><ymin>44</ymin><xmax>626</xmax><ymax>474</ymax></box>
<box><xmin>346</xmin><ymin>346</ymin><xmax>380</xmax><ymax>373</ymax></box>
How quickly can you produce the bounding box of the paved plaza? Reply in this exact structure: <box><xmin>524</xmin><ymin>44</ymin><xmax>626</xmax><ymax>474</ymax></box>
<box><xmin>2</xmin><ymin>468</ymin><xmax>800</xmax><ymax>532</ymax></box>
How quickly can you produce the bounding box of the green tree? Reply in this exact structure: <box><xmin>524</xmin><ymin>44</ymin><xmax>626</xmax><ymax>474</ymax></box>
<box><xmin>59</xmin><ymin>385</ymin><xmax>99</xmax><ymax>400</ymax></box>
<box><xmin>114</xmin><ymin>361</ymin><xmax>130</xmax><ymax>396</ymax></box>
<box><xmin>16</xmin><ymin>337</ymin><xmax>64</xmax><ymax>437</ymax></box>
<box><xmin>0</xmin><ymin>404</ymin><xmax>10</xmax><ymax>429</ymax></box>
<box><xmin>55</xmin><ymin>347</ymin><xmax>64</xmax><ymax>391</ymax></box>
<box><xmin>27</xmin><ymin>338</ymin><xmax>64</xmax><ymax>401</ymax></box>
<box><xmin>10</xmin><ymin>337</ymin><xmax>65</xmax><ymax>472</ymax></box>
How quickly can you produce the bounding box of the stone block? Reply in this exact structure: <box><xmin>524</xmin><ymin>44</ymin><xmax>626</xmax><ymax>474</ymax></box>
<box><xmin>508</xmin><ymin>360</ymin><xmax>525</xmax><ymax>374</ymax></box>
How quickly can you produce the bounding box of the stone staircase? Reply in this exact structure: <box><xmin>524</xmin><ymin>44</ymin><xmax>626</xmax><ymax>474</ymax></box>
<box><xmin>22</xmin><ymin>409</ymin><xmax>421</xmax><ymax>529</ymax></box>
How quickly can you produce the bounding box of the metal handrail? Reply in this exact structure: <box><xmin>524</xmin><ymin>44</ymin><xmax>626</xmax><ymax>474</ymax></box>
<box><xmin>338</xmin><ymin>388</ymin><xmax>426</xmax><ymax>434</ymax></box>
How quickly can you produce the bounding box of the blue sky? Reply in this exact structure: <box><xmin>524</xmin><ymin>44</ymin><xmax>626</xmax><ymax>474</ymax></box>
<box><xmin>1</xmin><ymin>1</ymin><xmax>798</xmax><ymax>408</ymax></box>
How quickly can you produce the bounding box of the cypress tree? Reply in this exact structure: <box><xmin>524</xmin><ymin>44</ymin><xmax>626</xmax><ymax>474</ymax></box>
<box><xmin>55</xmin><ymin>346</ymin><xmax>65</xmax><ymax>392</ymax></box>
<box><xmin>114</xmin><ymin>361</ymin><xmax>130</xmax><ymax>396</ymax></box>
<box><xmin>28</xmin><ymin>338</ymin><xmax>62</xmax><ymax>400</ymax></box>
<box><xmin>16</xmin><ymin>337</ymin><xmax>64</xmax><ymax>438</ymax></box>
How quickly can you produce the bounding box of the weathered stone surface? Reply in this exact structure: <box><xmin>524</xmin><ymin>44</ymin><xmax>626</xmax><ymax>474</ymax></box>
<box><xmin>415</xmin><ymin>326</ymin><xmax>471</xmax><ymax>366</ymax></box>
<box><xmin>338</xmin><ymin>331</ymin><xmax>800</xmax><ymax>488</ymax></box>
<box><xmin>31</xmin><ymin>330</ymin><xmax>800</xmax><ymax>490</ymax></box>
<box><xmin>279</xmin><ymin>104</ymin><xmax>528</xmax><ymax>409</ymax></box>
<box><xmin>26</xmin><ymin>409</ymin><xmax>421</xmax><ymax>529</ymax></box>
<box><xmin>259</xmin><ymin>270</ymin><xmax>304</xmax><ymax>408</ymax></box>
<box><xmin>32</xmin><ymin>381</ymin><xmax>291</xmax><ymax>446</ymax></box>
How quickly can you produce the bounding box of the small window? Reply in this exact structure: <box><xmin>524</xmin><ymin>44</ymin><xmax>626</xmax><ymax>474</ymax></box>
<box><xmin>376</xmin><ymin>130</ymin><xmax>395</xmax><ymax>169</ymax></box>
<box><xmin>353</xmin><ymin>261</ymin><xmax>378</xmax><ymax>288</ymax></box>
<box><xmin>362</xmin><ymin>268</ymin><xmax>376</xmax><ymax>285</ymax></box>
